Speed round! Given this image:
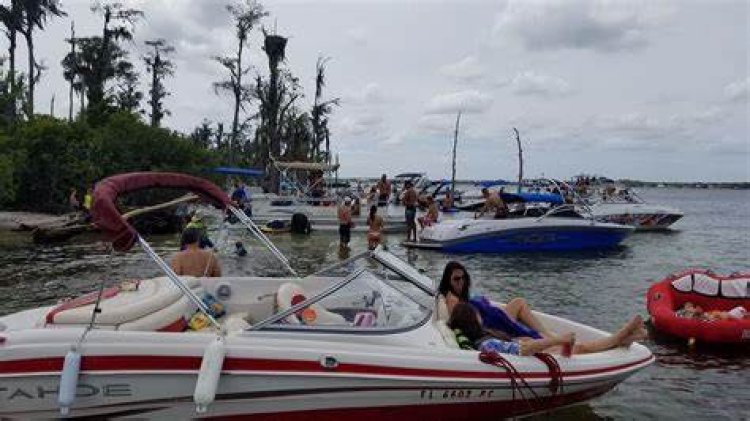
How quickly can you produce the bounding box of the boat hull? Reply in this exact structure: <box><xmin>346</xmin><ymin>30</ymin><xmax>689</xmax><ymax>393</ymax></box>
<box><xmin>414</xmin><ymin>219</ymin><xmax>633</xmax><ymax>253</ymax></box>
<box><xmin>0</xmin><ymin>351</ymin><xmax>652</xmax><ymax>419</ymax></box>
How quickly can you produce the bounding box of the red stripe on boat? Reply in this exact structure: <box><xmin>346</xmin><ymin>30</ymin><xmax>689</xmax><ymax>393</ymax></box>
<box><xmin>45</xmin><ymin>286</ymin><xmax>121</xmax><ymax>325</ymax></box>
<box><xmin>0</xmin><ymin>354</ymin><xmax>653</xmax><ymax>380</ymax></box>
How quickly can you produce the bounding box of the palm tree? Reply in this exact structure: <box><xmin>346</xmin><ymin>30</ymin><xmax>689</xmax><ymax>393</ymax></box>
<box><xmin>19</xmin><ymin>0</ymin><xmax>66</xmax><ymax>116</ymax></box>
<box><xmin>310</xmin><ymin>56</ymin><xmax>339</xmax><ymax>162</ymax></box>
<box><xmin>0</xmin><ymin>0</ymin><xmax>22</xmax><ymax>119</ymax></box>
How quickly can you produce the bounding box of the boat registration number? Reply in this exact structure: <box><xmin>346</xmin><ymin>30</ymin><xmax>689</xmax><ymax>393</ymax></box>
<box><xmin>420</xmin><ymin>388</ymin><xmax>494</xmax><ymax>400</ymax></box>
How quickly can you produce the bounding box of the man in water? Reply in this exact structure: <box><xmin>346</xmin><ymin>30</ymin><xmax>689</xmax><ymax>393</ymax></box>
<box><xmin>402</xmin><ymin>180</ymin><xmax>418</xmax><ymax>242</ymax></box>
<box><xmin>171</xmin><ymin>228</ymin><xmax>222</xmax><ymax>277</ymax></box>
<box><xmin>338</xmin><ymin>196</ymin><xmax>353</xmax><ymax>249</ymax></box>
<box><xmin>376</xmin><ymin>174</ymin><xmax>391</xmax><ymax>207</ymax></box>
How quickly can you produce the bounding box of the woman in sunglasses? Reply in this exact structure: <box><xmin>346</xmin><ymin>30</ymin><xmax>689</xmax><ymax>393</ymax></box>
<box><xmin>436</xmin><ymin>261</ymin><xmax>553</xmax><ymax>339</ymax></box>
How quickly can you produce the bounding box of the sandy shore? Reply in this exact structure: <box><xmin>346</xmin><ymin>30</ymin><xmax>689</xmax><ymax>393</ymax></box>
<box><xmin>0</xmin><ymin>211</ymin><xmax>71</xmax><ymax>231</ymax></box>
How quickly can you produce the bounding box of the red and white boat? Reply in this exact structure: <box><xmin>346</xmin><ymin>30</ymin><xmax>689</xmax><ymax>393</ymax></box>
<box><xmin>647</xmin><ymin>269</ymin><xmax>750</xmax><ymax>344</ymax></box>
<box><xmin>0</xmin><ymin>172</ymin><xmax>653</xmax><ymax>419</ymax></box>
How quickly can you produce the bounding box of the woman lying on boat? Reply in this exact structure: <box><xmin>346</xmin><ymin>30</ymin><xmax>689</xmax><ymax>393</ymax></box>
<box><xmin>449</xmin><ymin>302</ymin><xmax>646</xmax><ymax>356</ymax></box>
<box><xmin>437</xmin><ymin>261</ymin><xmax>647</xmax><ymax>345</ymax></box>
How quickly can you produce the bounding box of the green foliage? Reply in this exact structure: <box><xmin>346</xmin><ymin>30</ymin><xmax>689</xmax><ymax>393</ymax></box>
<box><xmin>0</xmin><ymin>112</ymin><xmax>221</xmax><ymax>213</ymax></box>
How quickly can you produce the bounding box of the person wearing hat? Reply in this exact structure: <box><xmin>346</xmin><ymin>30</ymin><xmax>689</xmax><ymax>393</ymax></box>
<box><xmin>184</xmin><ymin>212</ymin><xmax>214</xmax><ymax>249</ymax></box>
<box><xmin>338</xmin><ymin>197</ymin><xmax>354</xmax><ymax>249</ymax></box>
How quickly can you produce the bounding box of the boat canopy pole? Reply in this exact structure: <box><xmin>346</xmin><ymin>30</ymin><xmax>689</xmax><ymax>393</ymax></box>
<box><xmin>138</xmin><ymin>236</ymin><xmax>222</xmax><ymax>330</ymax></box>
<box><xmin>228</xmin><ymin>205</ymin><xmax>299</xmax><ymax>277</ymax></box>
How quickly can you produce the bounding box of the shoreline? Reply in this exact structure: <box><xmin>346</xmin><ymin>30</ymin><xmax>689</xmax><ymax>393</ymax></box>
<box><xmin>0</xmin><ymin>211</ymin><xmax>69</xmax><ymax>231</ymax></box>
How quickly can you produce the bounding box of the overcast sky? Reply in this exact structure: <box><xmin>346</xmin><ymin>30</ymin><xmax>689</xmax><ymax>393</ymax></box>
<box><xmin>20</xmin><ymin>0</ymin><xmax>750</xmax><ymax>181</ymax></box>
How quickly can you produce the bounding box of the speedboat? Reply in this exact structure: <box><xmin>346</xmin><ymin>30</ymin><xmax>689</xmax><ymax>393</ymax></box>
<box><xmin>571</xmin><ymin>177</ymin><xmax>683</xmax><ymax>230</ymax></box>
<box><xmin>587</xmin><ymin>200</ymin><xmax>683</xmax><ymax>231</ymax></box>
<box><xmin>408</xmin><ymin>217</ymin><xmax>633</xmax><ymax>253</ymax></box>
<box><xmin>0</xmin><ymin>172</ymin><xmax>653</xmax><ymax>419</ymax></box>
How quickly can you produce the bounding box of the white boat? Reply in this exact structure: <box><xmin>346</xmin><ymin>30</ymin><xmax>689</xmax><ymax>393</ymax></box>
<box><xmin>586</xmin><ymin>200</ymin><xmax>683</xmax><ymax>231</ymax></box>
<box><xmin>0</xmin><ymin>172</ymin><xmax>653</xmax><ymax>419</ymax></box>
<box><xmin>408</xmin><ymin>208</ymin><xmax>634</xmax><ymax>253</ymax></box>
<box><xmin>569</xmin><ymin>177</ymin><xmax>683</xmax><ymax>230</ymax></box>
<box><xmin>249</xmin><ymin>161</ymin><xmax>407</xmax><ymax>233</ymax></box>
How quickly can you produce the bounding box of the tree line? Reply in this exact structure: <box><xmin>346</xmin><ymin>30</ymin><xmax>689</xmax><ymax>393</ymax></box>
<box><xmin>0</xmin><ymin>0</ymin><xmax>339</xmax><ymax>213</ymax></box>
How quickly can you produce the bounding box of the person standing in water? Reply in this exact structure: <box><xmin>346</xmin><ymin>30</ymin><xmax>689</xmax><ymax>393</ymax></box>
<box><xmin>338</xmin><ymin>197</ymin><xmax>354</xmax><ymax>249</ymax></box>
<box><xmin>402</xmin><ymin>180</ymin><xmax>418</xmax><ymax>242</ymax></box>
<box><xmin>171</xmin><ymin>228</ymin><xmax>222</xmax><ymax>277</ymax></box>
<box><xmin>367</xmin><ymin>205</ymin><xmax>384</xmax><ymax>250</ymax></box>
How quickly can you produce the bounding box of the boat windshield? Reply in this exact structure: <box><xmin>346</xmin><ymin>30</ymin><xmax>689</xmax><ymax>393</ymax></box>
<box><xmin>252</xmin><ymin>251</ymin><xmax>435</xmax><ymax>333</ymax></box>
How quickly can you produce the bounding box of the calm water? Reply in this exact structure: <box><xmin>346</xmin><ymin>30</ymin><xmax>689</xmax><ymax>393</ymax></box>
<box><xmin>1</xmin><ymin>188</ymin><xmax>748</xmax><ymax>420</ymax></box>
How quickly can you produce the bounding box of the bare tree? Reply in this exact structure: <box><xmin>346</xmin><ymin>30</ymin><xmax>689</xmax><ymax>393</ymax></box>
<box><xmin>0</xmin><ymin>0</ymin><xmax>22</xmax><ymax>119</ymax></box>
<box><xmin>143</xmin><ymin>39</ymin><xmax>174</xmax><ymax>127</ymax></box>
<box><xmin>213</xmin><ymin>0</ymin><xmax>267</xmax><ymax>164</ymax></box>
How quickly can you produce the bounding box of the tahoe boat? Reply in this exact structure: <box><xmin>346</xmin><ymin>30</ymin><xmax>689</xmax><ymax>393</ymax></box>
<box><xmin>0</xmin><ymin>172</ymin><xmax>652</xmax><ymax>419</ymax></box>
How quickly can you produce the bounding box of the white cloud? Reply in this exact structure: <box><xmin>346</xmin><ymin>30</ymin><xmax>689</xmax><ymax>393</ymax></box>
<box><xmin>334</xmin><ymin>113</ymin><xmax>384</xmax><ymax>137</ymax></box>
<box><xmin>492</xmin><ymin>0</ymin><xmax>672</xmax><ymax>52</ymax></box>
<box><xmin>439</xmin><ymin>56</ymin><xmax>486</xmax><ymax>82</ymax></box>
<box><xmin>425</xmin><ymin>90</ymin><xmax>493</xmax><ymax>115</ymax></box>
<box><xmin>724</xmin><ymin>77</ymin><xmax>749</xmax><ymax>103</ymax></box>
<box><xmin>417</xmin><ymin>115</ymin><xmax>456</xmax><ymax>133</ymax></box>
<box><xmin>342</xmin><ymin>83</ymin><xmax>390</xmax><ymax>105</ymax></box>
<box><xmin>345</xmin><ymin>26</ymin><xmax>369</xmax><ymax>46</ymax></box>
<box><xmin>508</xmin><ymin>71</ymin><xmax>572</xmax><ymax>97</ymax></box>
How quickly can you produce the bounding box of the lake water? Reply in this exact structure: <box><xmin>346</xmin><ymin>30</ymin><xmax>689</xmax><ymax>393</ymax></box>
<box><xmin>1</xmin><ymin>187</ymin><xmax>748</xmax><ymax>420</ymax></box>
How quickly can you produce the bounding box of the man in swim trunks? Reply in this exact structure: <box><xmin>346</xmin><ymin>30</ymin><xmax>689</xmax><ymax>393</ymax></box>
<box><xmin>338</xmin><ymin>197</ymin><xmax>353</xmax><ymax>249</ymax></box>
<box><xmin>376</xmin><ymin>174</ymin><xmax>391</xmax><ymax>207</ymax></box>
<box><xmin>402</xmin><ymin>180</ymin><xmax>418</xmax><ymax>242</ymax></box>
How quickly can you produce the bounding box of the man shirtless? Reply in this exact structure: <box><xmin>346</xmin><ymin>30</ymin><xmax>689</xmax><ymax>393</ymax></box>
<box><xmin>402</xmin><ymin>181</ymin><xmax>418</xmax><ymax>242</ymax></box>
<box><xmin>171</xmin><ymin>228</ymin><xmax>222</xmax><ymax>277</ymax></box>
<box><xmin>376</xmin><ymin>174</ymin><xmax>391</xmax><ymax>206</ymax></box>
<box><xmin>476</xmin><ymin>188</ymin><xmax>508</xmax><ymax>219</ymax></box>
<box><xmin>338</xmin><ymin>197</ymin><xmax>354</xmax><ymax>249</ymax></box>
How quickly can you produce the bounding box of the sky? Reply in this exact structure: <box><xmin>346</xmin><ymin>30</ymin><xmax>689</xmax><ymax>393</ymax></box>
<box><xmin>15</xmin><ymin>0</ymin><xmax>750</xmax><ymax>182</ymax></box>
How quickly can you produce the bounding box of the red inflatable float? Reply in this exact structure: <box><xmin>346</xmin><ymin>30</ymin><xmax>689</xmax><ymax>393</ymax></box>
<box><xmin>647</xmin><ymin>269</ymin><xmax>749</xmax><ymax>344</ymax></box>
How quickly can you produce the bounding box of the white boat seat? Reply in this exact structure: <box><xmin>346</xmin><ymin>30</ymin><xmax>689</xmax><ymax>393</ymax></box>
<box><xmin>46</xmin><ymin>277</ymin><xmax>201</xmax><ymax>329</ymax></box>
<box><xmin>276</xmin><ymin>282</ymin><xmax>346</xmax><ymax>325</ymax></box>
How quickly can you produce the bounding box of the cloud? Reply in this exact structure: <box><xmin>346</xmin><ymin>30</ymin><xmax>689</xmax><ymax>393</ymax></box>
<box><xmin>342</xmin><ymin>82</ymin><xmax>390</xmax><ymax>105</ymax></box>
<box><xmin>507</xmin><ymin>71</ymin><xmax>572</xmax><ymax>97</ymax></box>
<box><xmin>425</xmin><ymin>90</ymin><xmax>493</xmax><ymax>115</ymax></box>
<box><xmin>724</xmin><ymin>77</ymin><xmax>749</xmax><ymax>103</ymax></box>
<box><xmin>492</xmin><ymin>0</ymin><xmax>671</xmax><ymax>52</ymax></box>
<box><xmin>417</xmin><ymin>115</ymin><xmax>456</xmax><ymax>133</ymax></box>
<box><xmin>439</xmin><ymin>56</ymin><xmax>486</xmax><ymax>82</ymax></box>
<box><xmin>345</xmin><ymin>26</ymin><xmax>369</xmax><ymax>46</ymax></box>
<box><xmin>334</xmin><ymin>113</ymin><xmax>384</xmax><ymax>137</ymax></box>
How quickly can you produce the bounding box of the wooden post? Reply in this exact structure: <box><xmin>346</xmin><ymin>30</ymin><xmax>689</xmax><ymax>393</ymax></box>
<box><xmin>513</xmin><ymin>127</ymin><xmax>523</xmax><ymax>194</ymax></box>
<box><xmin>451</xmin><ymin>111</ymin><xmax>462</xmax><ymax>198</ymax></box>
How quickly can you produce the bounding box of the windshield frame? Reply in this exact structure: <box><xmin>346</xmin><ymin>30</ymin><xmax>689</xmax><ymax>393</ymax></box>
<box><xmin>246</xmin><ymin>249</ymin><xmax>437</xmax><ymax>334</ymax></box>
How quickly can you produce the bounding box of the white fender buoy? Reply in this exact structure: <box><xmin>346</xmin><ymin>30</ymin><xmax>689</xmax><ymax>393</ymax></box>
<box><xmin>58</xmin><ymin>348</ymin><xmax>82</xmax><ymax>415</ymax></box>
<box><xmin>193</xmin><ymin>336</ymin><xmax>226</xmax><ymax>413</ymax></box>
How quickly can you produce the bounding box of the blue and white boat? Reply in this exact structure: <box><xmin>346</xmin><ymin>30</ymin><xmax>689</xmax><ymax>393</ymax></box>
<box><xmin>406</xmin><ymin>205</ymin><xmax>634</xmax><ymax>253</ymax></box>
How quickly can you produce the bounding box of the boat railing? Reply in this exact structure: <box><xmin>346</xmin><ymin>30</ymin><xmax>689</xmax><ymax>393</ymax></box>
<box><xmin>534</xmin><ymin>178</ymin><xmax>596</xmax><ymax>222</ymax></box>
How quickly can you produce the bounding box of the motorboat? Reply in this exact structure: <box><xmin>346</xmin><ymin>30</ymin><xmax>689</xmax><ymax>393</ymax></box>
<box><xmin>586</xmin><ymin>199</ymin><xmax>683</xmax><ymax>231</ymax></box>
<box><xmin>570</xmin><ymin>177</ymin><xmax>683</xmax><ymax>230</ymax></box>
<box><xmin>647</xmin><ymin>269</ymin><xmax>749</xmax><ymax>344</ymax></box>
<box><xmin>0</xmin><ymin>172</ymin><xmax>653</xmax><ymax>419</ymax></box>
<box><xmin>248</xmin><ymin>161</ymin><xmax>406</xmax><ymax>233</ymax></box>
<box><xmin>406</xmin><ymin>205</ymin><xmax>634</xmax><ymax>253</ymax></box>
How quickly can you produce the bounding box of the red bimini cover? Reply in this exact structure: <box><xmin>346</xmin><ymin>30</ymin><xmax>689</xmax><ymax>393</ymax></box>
<box><xmin>646</xmin><ymin>269</ymin><xmax>750</xmax><ymax>343</ymax></box>
<box><xmin>92</xmin><ymin>172</ymin><xmax>232</xmax><ymax>252</ymax></box>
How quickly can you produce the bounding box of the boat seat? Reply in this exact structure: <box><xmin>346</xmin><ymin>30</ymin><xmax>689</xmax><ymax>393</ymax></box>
<box><xmin>46</xmin><ymin>277</ymin><xmax>201</xmax><ymax>329</ymax></box>
<box><xmin>276</xmin><ymin>282</ymin><xmax>346</xmax><ymax>325</ymax></box>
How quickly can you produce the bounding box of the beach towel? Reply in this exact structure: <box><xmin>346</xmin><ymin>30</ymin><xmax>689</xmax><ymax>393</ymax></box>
<box><xmin>470</xmin><ymin>295</ymin><xmax>542</xmax><ymax>339</ymax></box>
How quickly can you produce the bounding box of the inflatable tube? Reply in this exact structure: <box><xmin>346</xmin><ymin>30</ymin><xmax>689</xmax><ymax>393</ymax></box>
<box><xmin>646</xmin><ymin>270</ymin><xmax>750</xmax><ymax>344</ymax></box>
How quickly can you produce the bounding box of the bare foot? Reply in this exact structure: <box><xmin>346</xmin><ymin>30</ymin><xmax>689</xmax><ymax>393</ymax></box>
<box><xmin>615</xmin><ymin>315</ymin><xmax>646</xmax><ymax>347</ymax></box>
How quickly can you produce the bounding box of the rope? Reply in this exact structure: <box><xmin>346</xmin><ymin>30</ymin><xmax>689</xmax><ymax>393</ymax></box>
<box><xmin>479</xmin><ymin>351</ymin><xmax>540</xmax><ymax>415</ymax></box>
<box><xmin>534</xmin><ymin>352</ymin><xmax>564</xmax><ymax>395</ymax></box>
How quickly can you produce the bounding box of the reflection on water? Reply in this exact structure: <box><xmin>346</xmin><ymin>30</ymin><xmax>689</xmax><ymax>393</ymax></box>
<box><xmin>1</xmin><ymin>188</ymin><xmax>748</xmax><ymax>420</ymax></box>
